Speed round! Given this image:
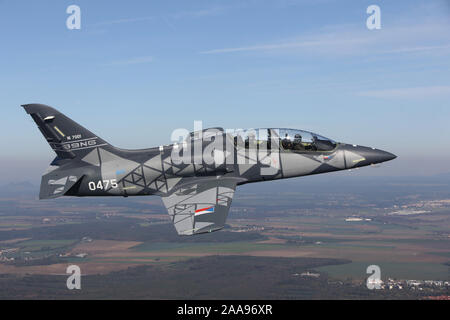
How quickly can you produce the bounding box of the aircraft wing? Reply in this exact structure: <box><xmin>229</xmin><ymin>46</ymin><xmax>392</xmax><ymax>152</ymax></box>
<box><xmin>161</xmin><ymin>178</ymin><xmax>238</xmax><ymax>235</ymax></box>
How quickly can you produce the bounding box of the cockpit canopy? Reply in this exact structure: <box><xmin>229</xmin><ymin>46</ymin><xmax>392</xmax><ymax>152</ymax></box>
<box><xmin>231</xmin><ymin>128</ymin><xmax>337</xmax><ymax>152</ymax></box>
<box><xmin>278</xmin><ymin>128</ymin><xmax>336</xmax><ymax>152</ymax></box>
<box><xmin>185</xmin><ymin>128</ymin><xmax>337</xmax><ymax>152</ymax></box>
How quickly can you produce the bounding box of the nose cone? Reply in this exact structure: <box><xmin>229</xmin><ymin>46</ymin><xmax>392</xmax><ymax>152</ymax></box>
<box><xmin>343</xmin><ymin>145</ymin><xmax>397</xmax><ymax>168</ymax></box>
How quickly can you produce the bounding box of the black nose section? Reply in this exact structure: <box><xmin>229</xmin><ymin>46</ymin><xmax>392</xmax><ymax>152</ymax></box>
<box><xmin>343</xmin><ymin>145</ymin><xmax>397</xmax><ymax>168</ymax></box>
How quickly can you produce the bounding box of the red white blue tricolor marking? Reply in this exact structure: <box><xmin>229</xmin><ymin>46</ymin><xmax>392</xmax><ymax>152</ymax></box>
<box><xmin>194</xmin><ymin>206</ymin><xmax>215</xmax><ymax>216</ymax></box>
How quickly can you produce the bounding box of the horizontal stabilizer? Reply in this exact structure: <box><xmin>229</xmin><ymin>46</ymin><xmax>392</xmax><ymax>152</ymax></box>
<box><xmin>39</xmin><ymin>166</ymin><xmax>85</xmax><ymax>199</ymax></box>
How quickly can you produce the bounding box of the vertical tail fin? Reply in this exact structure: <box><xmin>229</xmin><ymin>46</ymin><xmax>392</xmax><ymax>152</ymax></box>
<box><xmin>22</xmin><ymin>104</ymin><xmax>111</xmax><ymax>159</ymax></box>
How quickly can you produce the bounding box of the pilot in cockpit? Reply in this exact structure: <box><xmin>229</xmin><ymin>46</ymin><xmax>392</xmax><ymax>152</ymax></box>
<box><xmin>282</xmin><ymin>133</ymin><xmax>292</xmax><ymax>150</ymax></box>
<box><xmin>293</xmin><ymin>134</ymin><xmax>303</xmax><ymax>150</ymax></box>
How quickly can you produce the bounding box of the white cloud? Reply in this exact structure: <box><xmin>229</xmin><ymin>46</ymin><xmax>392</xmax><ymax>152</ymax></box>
<box><xmin>200</xmin><ymin>21</ymin><xmax>450</xmax><ymax>57</ymax></box>
<box><xmin>358</xmin><ymin>86</ymin><xmax>450</xmax><ymax>99</ymax></box>
<box><xmin>378</xmin><ymin>44</ymin><xmax>450</xmax><ymax>54</ymax></box>
<box><xmin>201</xmin><ymin>37</ymin><xmax>370</xmax><ymax>54</ymax></box>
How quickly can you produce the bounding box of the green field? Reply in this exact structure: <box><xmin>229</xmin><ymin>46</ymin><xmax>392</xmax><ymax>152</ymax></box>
<box><xmin>16</xmin><ymin>239</ymin><xmax>77</xmax><ymax>251</ymax></box>
<box><xmin>131</xmin><ymin>241</ymin><xmax>289</xmax><ymax>254</ymax></box>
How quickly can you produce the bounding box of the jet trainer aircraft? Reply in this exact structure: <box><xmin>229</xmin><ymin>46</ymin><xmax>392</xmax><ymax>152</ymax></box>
<box><xmin>22</xmin><ymin>104</ymin><xmax>396</xmax><ymax>235</ymax></box>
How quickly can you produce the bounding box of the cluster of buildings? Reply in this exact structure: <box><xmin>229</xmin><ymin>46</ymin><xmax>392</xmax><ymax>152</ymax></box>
<box><xmin>299</xmin><ymin>271</ymin><xmax>320</xmax><ymax>278</ymax></box>
<box><xmin>292</xmin><ymin>271</ymin><xmax>321</xmax><ymax>278</ymax></box>
<box><xmin>231</xmin><ymin>225</ymin><xmax>265</xmax><ymax>233</ymax></box>
<box><xmin>369</xmin><ymin>278</ymin><xmax>450</xmax><ymax>290</ymax></box>
<box><xmin>58</xmin><ymin>252</ymin><xmax>88</xmax><ymax>258</ymax></box>
<box><xmin>345</xmin><ymin>216</ymin><xmax>372</xmax><ymax>222</ymax></box>
<box><xmin>388</xmin><ymin>198</ymin><xmax>450</xmax><ymax>216</ymax></box>
<box><xmin>41</xmin><ymin>217</ymin><xmax>71</xmax><ymax>224</ymax></box>
<box><xmin>405</xmin><ymin>279</ymin><xmax>449</xmax><ymax>289</ymax></box>
<box><xmin>0</xmin><ymin>248</ymin><xmax>17</xmax><ymax>262</ymax></box>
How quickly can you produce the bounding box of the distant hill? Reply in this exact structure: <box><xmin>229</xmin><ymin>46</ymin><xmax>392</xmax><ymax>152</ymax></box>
<box><xmin>238</xmin><ymin>172</ymin><xmax>450</xmax><ymax>195</ymax></box>
<box><xmin>0</xmin><ymin>181</ymin><xmax>37</xmax><ymax>197</ymax></box>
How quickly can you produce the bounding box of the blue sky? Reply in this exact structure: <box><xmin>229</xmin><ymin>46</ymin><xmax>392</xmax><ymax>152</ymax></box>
<box><xmin>1</xmin><ymin>0</ymin><xmax>449</xmax><ymax>182</ymax></box>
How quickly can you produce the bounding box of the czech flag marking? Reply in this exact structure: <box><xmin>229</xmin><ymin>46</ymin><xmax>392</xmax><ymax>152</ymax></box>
<box><xmin>195</xmin><ymin>206</ymin><xmax>215</xmax><ymax>216</ymax></box>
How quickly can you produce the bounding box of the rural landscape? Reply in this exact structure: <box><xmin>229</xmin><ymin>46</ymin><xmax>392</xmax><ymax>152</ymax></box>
<box><xmin>0</xmin><ymin>173</ymin><xmax>449</xmax><ymax>299</ymax></box>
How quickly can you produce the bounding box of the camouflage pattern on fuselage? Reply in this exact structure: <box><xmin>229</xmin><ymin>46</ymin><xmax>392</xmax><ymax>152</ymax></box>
<box><xmin>22</xmin><ymin>104</ymin><xmax>396</xmax><ymax>235</ymax></box>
